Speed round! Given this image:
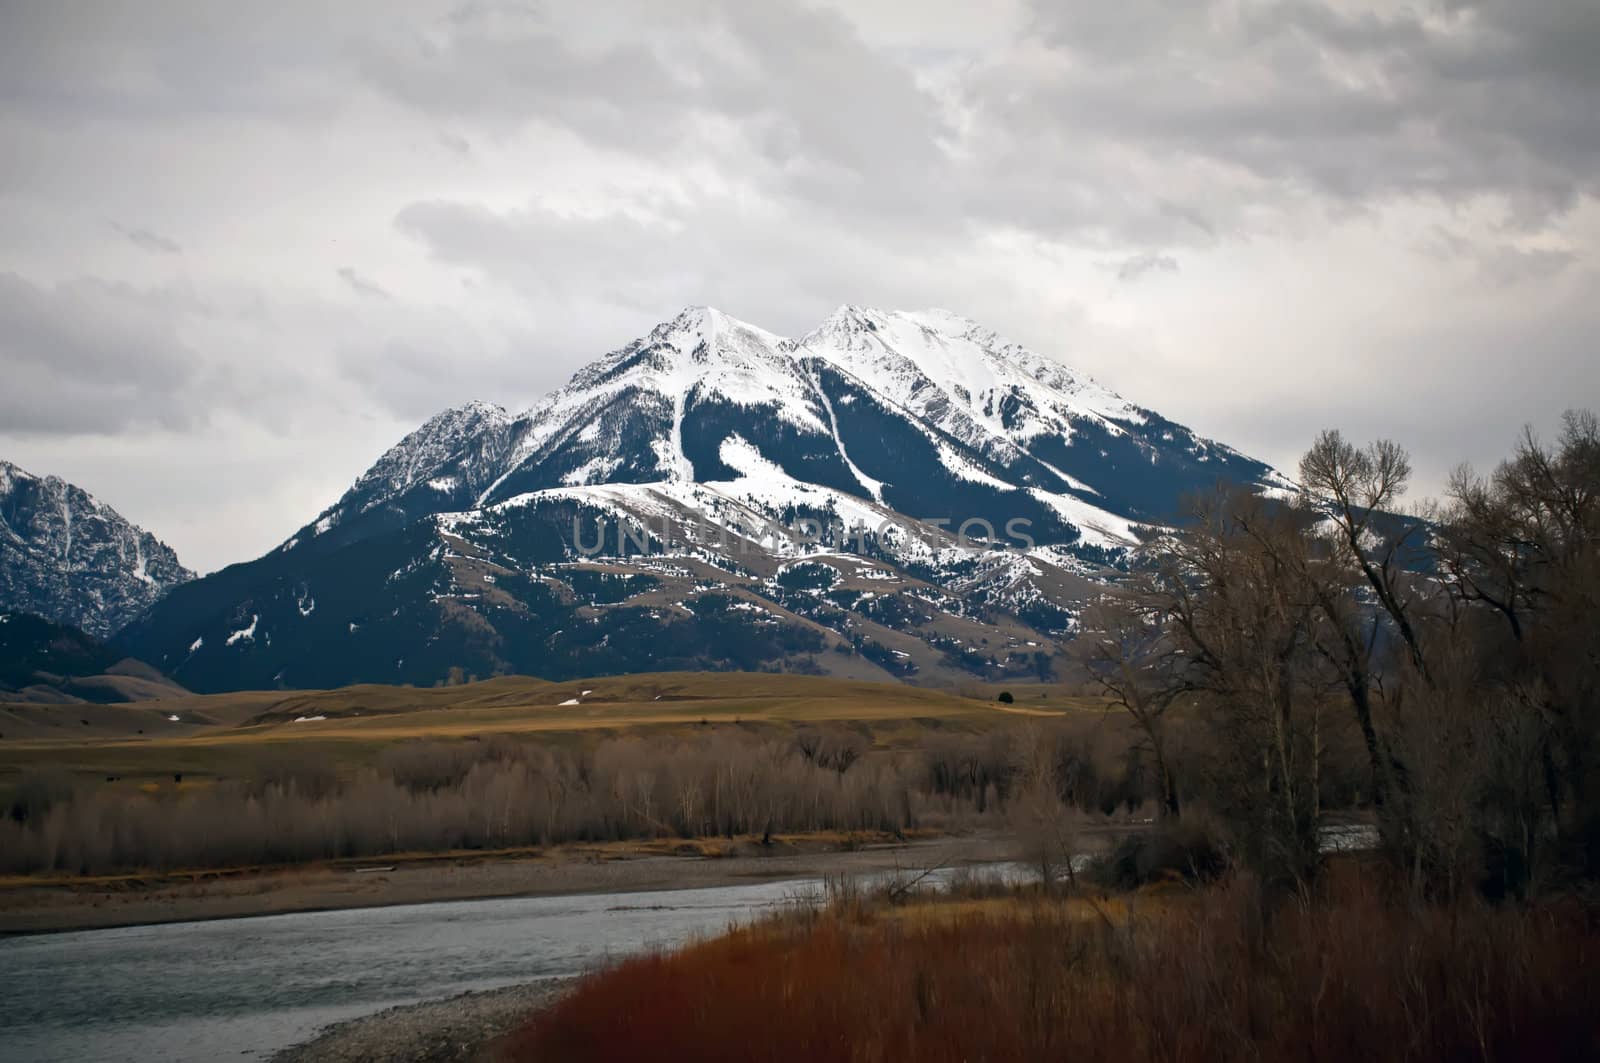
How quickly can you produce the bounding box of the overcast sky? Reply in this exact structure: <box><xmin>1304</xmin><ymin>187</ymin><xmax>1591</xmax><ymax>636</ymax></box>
<box><xmin>2</xmin><ymin>0</ymin><xmax>1596</xmax><ymax>573</ymax></box>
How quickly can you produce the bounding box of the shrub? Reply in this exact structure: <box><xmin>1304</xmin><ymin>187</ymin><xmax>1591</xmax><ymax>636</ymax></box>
<box><xmin>1089</xmin><ymin>817</ymin><xmax>1228</xmax><ymax>889</ymax></box>
<box><xmin>7</xmin><ymin>769</ymin><xmax>78</xmax><ymax>824</ymax></box>
<box><xmin>507</xmin><ymin>871</ymin><xmax>1600</xmax><ymax>1063</ymax></box>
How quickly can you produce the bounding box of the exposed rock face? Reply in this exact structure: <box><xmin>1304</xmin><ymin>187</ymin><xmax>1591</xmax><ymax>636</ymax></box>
<box><xmin>0</xmin><ymin>461</ymin><xmax>194</xmax><ymax>638</ymax></box>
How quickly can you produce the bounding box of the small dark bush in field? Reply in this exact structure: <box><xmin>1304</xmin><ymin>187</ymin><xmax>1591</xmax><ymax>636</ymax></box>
<box><xmin>1091</xmin><ymin>819</ymin><xmax>1227</xmax><ymax>888</ymax></box>
<box><xmin>997</xmin><ymin>690</ymin><xmax>1014</xmax><ymax>704</ymax></box>
<box><xmin>8</xmin><ymin>769</ymin><xmax>77</xmax><ymax>824</ymax></box>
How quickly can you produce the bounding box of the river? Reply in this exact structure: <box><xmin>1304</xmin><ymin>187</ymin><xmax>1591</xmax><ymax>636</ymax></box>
<box><xmin>0</xmin><ymin>831</ymin><xmax>1374</xmax><ymax>1062</ymax></box>
<box><xmin>0</xmin><ymin>876</ymin><xmax>824</xmax><ymax>1063</ymax></box>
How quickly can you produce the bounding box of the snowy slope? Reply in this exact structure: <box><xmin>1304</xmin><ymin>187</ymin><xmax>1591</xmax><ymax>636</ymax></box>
<box><xmin>283</xmin><ymin>304</ymin><xmax>1267</xmax><ymax>563</ymax></box>
<box><xmin>480</xmin><ymin>307</ymin><xmax>861</xmax><ymax>504</ymax></box>
<box><xmin>798</xmin><ymin>306</ymin><xmax>1140</xmax><ymax>450</ymax></box>
<box><xmin>794</xmin><ymin>305</ymin><xmax>1278</xmax><ymax>519</ymax></box>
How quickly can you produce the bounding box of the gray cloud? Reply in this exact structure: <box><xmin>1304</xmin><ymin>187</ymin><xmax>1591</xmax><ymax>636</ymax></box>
<box><xmin>1419</xmin><ymin>225</ymin><xmax>1582</xmax><ymax>286</ymax></box>
<box><xmin>337</xmin><ymin>267</ymin><xmax>391</xmax><ymax>300</ymax></box>
<box><xmin>435</xmin><ymin>129</ymin><xmax>471</xmax><ymax>156</ymax></box>
<box><xmin>961</xmin><ymin>0</ymin><xmax>1600</xmax><ymax>245</ymax></box>
<box><xmin>1116</xmin><ymin>252</ymin><xmax>1178</xmax><ymax>283</ymax></box>
<box><xmin>358</xmin><ymin>0</ymin><xmax>952</xmax><ymax>224</ymax></box>
<box><xmin>111</xmin><ymin>222</ymin><xmax>182</xmax><ymax>255</ymax></box>
<box><xmin>0</xmin><ymin>0</ymin><xmax>1595</xmax><ymax>573</ymax></box>
<box><xmin>0</xmin><ymin>272</ymin><xmax>202</xmax><ymax>434</ymax></box>
<box><xmin>354</xmin><ymin>4</ymin><xmax>703</xmax><ymax>149</ymax></box>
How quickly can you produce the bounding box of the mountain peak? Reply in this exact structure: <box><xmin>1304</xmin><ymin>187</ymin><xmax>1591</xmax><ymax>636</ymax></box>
<box><xmin>0</xmin><ymin>458</ymin><xmax>30</xmax><ymax>494</ymax></box>
<box><xmin>283</xmin><ymin>399</ymin><xmax>521</xmax><ymax>553</ymax></box>
<box><xmin>803</xmin><ymin>305</ymin><xmax>995</xmax><ymax>351</ymax></box>
<box><xmin>417</xmin><ymin>399</ymin><xmax>511</xmax><ymax>429</ymax></box>
<box><xmin>647</xmin><ymin>305</ymin><xmax>785</xmax><ymax>356</ymax></box>
<box><xmin>0</xmin><ymin>460</ymin><xmax>193</xmax><ymax>637</ymax></box>
<box><xmin>353</xmin><ymin>400</ymin><xmax>513</xmax><ymax>492</ymax></box>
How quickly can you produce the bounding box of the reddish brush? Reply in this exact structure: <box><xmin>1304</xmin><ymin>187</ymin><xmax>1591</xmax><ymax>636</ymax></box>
<box><xmin>500</xmin><ymin>873</ymin><xmax>1600</xmax><ymax>1063</ymax></box>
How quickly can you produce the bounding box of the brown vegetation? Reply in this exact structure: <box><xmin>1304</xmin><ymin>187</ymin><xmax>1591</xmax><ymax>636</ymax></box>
<box><xmin>505</xmin><ymin>864</ymin><xmax>1600</xmax><ymax>1063</ymax></box>
<box><xmin>0</xmin><ymin>717</ymin><xmax>1171</xmax><ymax>876</ymax></box>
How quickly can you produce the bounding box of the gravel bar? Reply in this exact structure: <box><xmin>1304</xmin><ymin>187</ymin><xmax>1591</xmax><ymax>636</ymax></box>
<box><xmin>272</xmin><ymin>977</ymin><xmax>578</xmax><ymax>1063</ymax></box>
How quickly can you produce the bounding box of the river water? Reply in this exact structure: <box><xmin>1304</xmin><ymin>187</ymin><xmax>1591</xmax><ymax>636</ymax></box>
<box><xmin>0</xmin><ymin>832</ymin><xmax>1374</xmax><ymax>1063</ymax></box>
<box><xmin>0</xmin><ymin>876</ymin><xmax>824</xmax><ymax>1063</ymax></box>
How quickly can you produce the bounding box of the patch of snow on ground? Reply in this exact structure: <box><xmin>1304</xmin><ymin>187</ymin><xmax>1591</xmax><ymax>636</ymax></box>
<box><xmin>225</xmin><ymin>615</ymin><xmax>258</xmax><ymax>646</ymax></box>
<box><xmin>562</xmin><ymin>455</ymin><xmax>622</xmax><ymax>486</ymax></box>
<box><xmin>935</xmin><ymin>442</ymin><xmax>1016</xmax><ymax>491</ymax></box>
<box><xmin>1026</xmin><ymin>489</ymin><xmax>1141</xmax><ymax>549</ymax></box>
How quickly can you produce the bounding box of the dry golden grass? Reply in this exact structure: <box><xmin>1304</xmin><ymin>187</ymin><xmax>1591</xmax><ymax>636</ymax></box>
<box><xmin>0</xmin><ymin>671</ymin><xmax>1108</xmax><ymax>794</ymax></box>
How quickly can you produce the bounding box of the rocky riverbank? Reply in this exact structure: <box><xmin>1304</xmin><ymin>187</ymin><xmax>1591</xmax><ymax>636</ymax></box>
<box><xmin>1</xmin><ymin>831</ymin><xmax>1032</xmax><ymax>934</ymax></box>
<box><xmin>273</xmin><ymin>978</ymin><xmax>578</xmax><ymax>1063</ymax></box>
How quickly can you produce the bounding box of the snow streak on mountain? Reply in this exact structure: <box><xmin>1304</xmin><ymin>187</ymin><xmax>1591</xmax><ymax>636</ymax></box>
<box><xmin>118</xmin><ymin>306</ymin><xmax>1288</xmax><ymax>692</ymax></box>
<box><xmin>0</xmin><ymin>461</ymin><xmax>194</xmax><ymax>637</ymax></box>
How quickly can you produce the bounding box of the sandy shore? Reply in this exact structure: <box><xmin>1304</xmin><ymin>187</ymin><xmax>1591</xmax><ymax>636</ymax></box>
<box><xmin>0</xmin><ymin>832</ymin><xmax>1029</xmax><ymax>935</ymax></box>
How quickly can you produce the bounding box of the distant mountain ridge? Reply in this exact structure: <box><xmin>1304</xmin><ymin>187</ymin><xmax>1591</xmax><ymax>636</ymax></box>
<box><xmin>0</xmin><ymin>461</ymin><xmax>194</xmax><ymax>638</ymax></box>
<box><xmin>117</xmin><ymin>305</ymin><xmax>1291</xmax><ymax>692</ymax></box>
<box><xmin>0</xmin><ymin>610</ymin><xmax>188</xmax><ymax>704</ymax></box>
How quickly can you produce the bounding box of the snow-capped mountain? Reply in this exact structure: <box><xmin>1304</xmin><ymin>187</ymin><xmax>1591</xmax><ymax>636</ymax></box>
<box><xmin>1</xmin><ymin>461</ymin><xmax>194</xmax><ymax>638</ymax></box>
<box><xmin>282</xmin><ymin>400</ymin><xmax>519</xmax><ymax>556</ymax></box>
<box><xmin>117</xmin><ymin>305</ymin><xmax>1287</xmax><ymax>692</ymax></box>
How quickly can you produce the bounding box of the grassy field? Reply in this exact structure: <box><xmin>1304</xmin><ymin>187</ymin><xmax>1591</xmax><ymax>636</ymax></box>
<box><xmin>0</xmin><ymin>672</ymin><xmax>1104</xmax><ymax>799</ymax></box>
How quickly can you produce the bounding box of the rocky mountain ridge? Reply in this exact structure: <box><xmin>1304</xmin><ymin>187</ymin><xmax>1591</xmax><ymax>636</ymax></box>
<box><xmin>0</xmin><ymin>461</ymin><xmax>194</xmax><ymax>638</ymax></box>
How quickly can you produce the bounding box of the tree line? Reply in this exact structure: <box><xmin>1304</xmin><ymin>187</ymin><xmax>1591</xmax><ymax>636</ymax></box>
<box><xmin>0</xmin><ymin>721</ymin><xmax>1165</xmax><ymax>876</ymax></box>
<box><xmin>1074</xmin><ymin>410</ymin><xmax>1599</xmax><ymax>898</ymax></box>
